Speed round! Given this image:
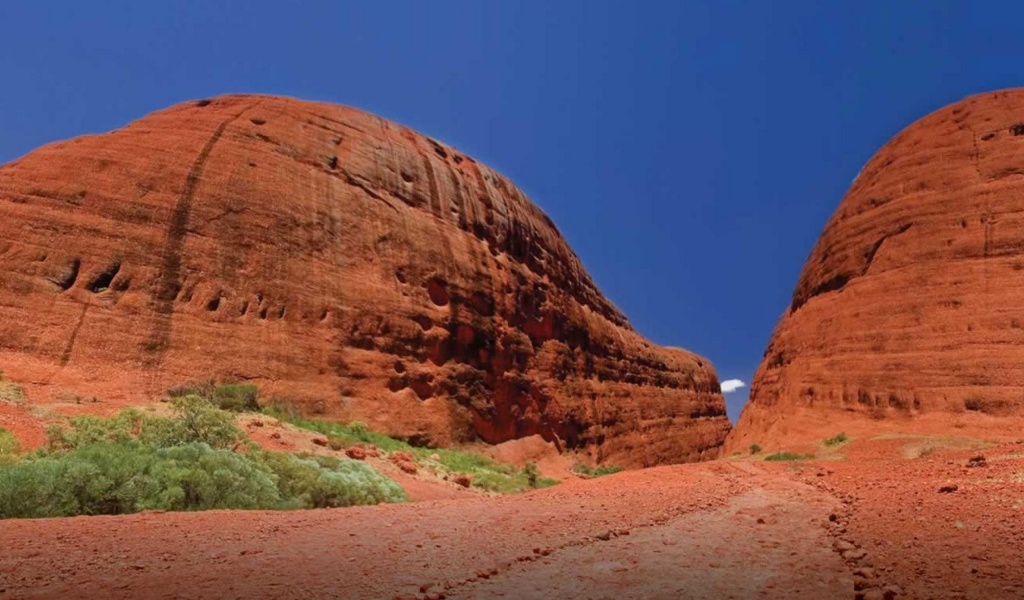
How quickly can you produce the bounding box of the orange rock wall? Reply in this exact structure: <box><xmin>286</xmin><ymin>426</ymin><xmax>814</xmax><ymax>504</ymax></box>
<box><xmin>728</xmin><ymin>89</ymin><xmax>1024</xmax><ymax>452</ymax></box>
<box><xmin>0</xmin><ymin>95</ymin><xmax>730</xmax><ymax>466</ymax></box>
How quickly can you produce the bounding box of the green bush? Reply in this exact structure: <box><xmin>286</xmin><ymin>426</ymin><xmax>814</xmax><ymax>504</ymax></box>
<box><xmin>167</xmin><ymin>380</ymin><xmax>216</xmax><ymax>399</ymax></box>
<box><xmin>168</xmin><ymin>381</ymin><xmax>260</xmax><ymax>412</ymax></box>
<box><xmin>524</xmin><ymin>462</ymin><xmax>540</xmax><ymax>488</ymax></box>
<box><xmin>0</xmin><ymin>443</ymin><xmax>275</xmax><ymax>518</ymax></box>
<box><xmin>167</xmin><ymin>395</ymin><xmax>245</xmax><ymax>448</ymax></box>
<box><xmin>212</xmin><ymin>384</ymin><xmax>260</xmax><ymax>412</ymax></box>
<box><xmin>823</xmin><ymin>433</ymin><xmax>849</xmax><ymax>447</ymax></box>
<box><xmin>0</xmin><ymin>427</ymin><xmax>19</xmax><ymax>460</ymax></box>
<box><xmin>46</xmin><ymin>396</ymin><xmax>243</xmax><ymax>452</ymax></box>
<box><xmin>256</xmin><ymin>451</ymin><xmax>405</xmax><ymax>509</ymax></box>
<box><xmin>571</xmin><ymin>463</ymin><xmax>624</xmax><ymax>477</ymax></box>
<box><xmin>764</xmin><ymin>452</ymin><xmax>815</xmax><ymax>461</ymax></box>
<box><xmin>0</xmin><ymin>396</ymin><xmax>407</xmax><ymax>518</ymax></box>
<box><xmin>0</xmin><ymin>441</ymin><xmax>405</xmax><ymax>519</ymax></box>
<box><xmin>749</xmin><ymin>444</ymin><xmax>763</xmax><ymax>454</ymax></box>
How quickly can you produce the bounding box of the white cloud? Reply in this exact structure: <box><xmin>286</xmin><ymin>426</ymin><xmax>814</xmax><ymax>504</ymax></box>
<box><xmin>720</xmin><ymin>379</ymin><xmax>746</xmax><ymax>394</ymax></box>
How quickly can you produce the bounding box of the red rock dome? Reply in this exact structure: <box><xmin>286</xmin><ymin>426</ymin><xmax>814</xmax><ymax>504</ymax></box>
<box><xmin>728</xmin><ymin>89</ymin><xmax>1024</xmax><ymax>452</ymax></box>
<box><xmin>0</xmin><ymin>94</ymin><xmax>730</xmax><ymax>466</ymax></box>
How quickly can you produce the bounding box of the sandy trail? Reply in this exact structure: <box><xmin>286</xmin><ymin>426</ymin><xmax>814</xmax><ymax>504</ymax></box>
<box><xmin>4</xmin><ymin>443</ymin><xmax>1023</xmax><ymax>600</ymax></box>
<box><xmin>0</xmin><ymin>462</ymin><xmax>847</xmax><ymax>600</ymax></box>
<box><xmin>451</xmin><ymin>469</ymin><xmax>850</xmax><ymax>599</ymax></box>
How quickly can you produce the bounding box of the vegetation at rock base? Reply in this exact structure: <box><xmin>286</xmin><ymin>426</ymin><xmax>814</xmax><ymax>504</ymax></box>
<box><xmin>265</xmin><ymin>405</ymin><xmax>558</xmax><ymax>494</ymax></box>
<box><xmin>823</xmin><ymin>433</ymin><xmax>850</xmax><ymax>447</ymax></box>
<box><xmin>167</xmin><ymin>380</ymin><xmax>260</xmax><ymax>412</ymax></box>
<box><xmin>749</xmin><ymin>443</ymin><xmax>763</xmax><ymax>455</ymax></box>
<box><xmin>0</xmin><ymin>427</ymin><xmax>20</xmax><ymax>460</ymax></box>
<box><xmin>770</xmin><ymin>450</ymin><xmax>815</xmax><ymax>460</ymax></box>
<box><xmin>0</xmin><ymin>381</ymin><xmax>26</xmax><ymax>405</ymax></box>
<box><xmin>0</xmin><ymin>396</ymin><xmax>405</xmax><ymax>519</ymax></box>
<box><xmin>571</xmin><ymin>463</ymin><xmax>624</xmax><ymax>478</ymax></box>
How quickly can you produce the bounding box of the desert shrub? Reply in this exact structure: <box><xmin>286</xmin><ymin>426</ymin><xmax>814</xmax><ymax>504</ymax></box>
<box><xmin>764</xmin><ymin>452</ymin><xmax>814</xmax><ymax>461</ymax></box>
<box><xmin>167</xmin><ymin>379</ymin><xmax>216</xmax><ymax>399</ymax></box>
<box><xmin>0</xmin><ymin>427</ymin><xmax>20</xmax><ymax>459</ymax></box>
<box><xmin>212</xmin><ymin>384</ymin><xmax>260</xmax><ymax>412</ymax></box>
<box><xmin>348</xmin><ymin>421</ymin><xmax>370</xmax><ymax>439</ymax></box>
<box><xmin>47</xmin><ymin>396</ymin><xmax>242</xmax><ymax>452</ymax></box>
<box><xmin>571</xmin><ymin>463</ymin><xmax>624</xmax><ymax>478</ymax></box>
<box><xmin>160</xmin><ymin>395</ymin><xmax>244</xmax><ymax>448</ymax></box>
<box><xmin>823</xmin><ymin>433</ymin><xmax>849</xmax><ymax>447</ymax></box>
<box><xmin>0</xmin><ymin>443</ymin><xmax>405</xmax><ymax>519</ymax></box>
<box><xmin>524</xmin><ymin>462</ymin><xmax>540</xmax><ymax>488</ymax></box>
<box><xmin>749</xmin><ymin>443</ymin><xmax>763</xmax><ymax>454</ymax></box>
<box><xmin>255</xmin><ymin>451</ymin><xmax>404</xmax><ymax>508</ymax></box>
<box><xmin>0</xmin><ymin>442</ymin><xmax>281</xmax><ymax>518</ymax></box>
<box><xmin>168</xmin><ymin>381</ymin><xmax>259</xmax><ymax>412</ymax></box>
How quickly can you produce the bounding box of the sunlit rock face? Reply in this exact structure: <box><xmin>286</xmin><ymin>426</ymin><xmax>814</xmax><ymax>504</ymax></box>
<box><xmin>728</xmin><ymin>89</ymin><xmax>1024</xmax><ymax>453</ymax></box>
<box><xmin>0</xmin><ymin>94</ymin><xmax>730</xmax><ymax>466</ymax></box>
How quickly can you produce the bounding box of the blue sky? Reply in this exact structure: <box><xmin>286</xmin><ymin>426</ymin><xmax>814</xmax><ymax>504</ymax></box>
<box><xmin>1</xmin><ymin>1</ymin><xmax>1022</xmax><ymax>420</ymax></box>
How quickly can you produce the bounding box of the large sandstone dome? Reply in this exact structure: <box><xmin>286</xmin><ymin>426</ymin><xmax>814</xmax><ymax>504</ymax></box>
<box><xmin>0</xmin><ymin>94</ymin><xmax>730</xmax><ymax>466</ymax></box>
<box><xmin>728</xmin><ymin>89</ymin><xmax>1024</xmax><ymax>452</ymax></box>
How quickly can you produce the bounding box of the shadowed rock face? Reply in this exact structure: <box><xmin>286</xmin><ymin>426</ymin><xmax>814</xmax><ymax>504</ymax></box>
<box><xmin>728</xmin><ymin>89</ymin><xmax>1024</xmax><ymax>452</ymax></box>
<box><xmin>0</xmin><ymin>94</ymin><xmax>730</xmax><ymax>466</ymax></box>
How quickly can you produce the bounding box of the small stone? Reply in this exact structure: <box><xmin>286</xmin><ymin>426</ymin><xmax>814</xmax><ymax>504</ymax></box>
<box><xmin>596</xmin><ymin>531</ymin><xmax>612</xmax><ymax>541</ymax></box>
<box><xmin>938</xmin><ymin>484</ymin><xmax>958</xmax><ymax>494</ymax></box>
<box><xmin>453</xmin><ymin>474</ymin><xmax>472</xmax><ymax>488</ymax></box>
<box><xmin>834</xmin><ymin>540</ymin><xmax>856</xmax><ymax>552</ymax></box>
<box><xmin>312</xmin><ymin>437</ymin><xmax>328</xmax><ymax>447</ymax></box>
<box><xmin>346</xmin><ymin>446</ymin><xmax>367</xmax><ymax>460</ymax></box>
<box><xmin>842</xmin><ymin>548</ymin><xmax>867</xmax><ymax>561</ymax></box>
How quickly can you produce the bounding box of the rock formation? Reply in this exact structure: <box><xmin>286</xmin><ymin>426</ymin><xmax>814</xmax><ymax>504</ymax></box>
<box><xmin>0</xmin><ymin>94</ymin><xmax>730</xmax><ymax>466</ymax></box>
<box><xmin>728</xmin><ymin>89</ymin><xmax>1024</xmax><ymax>452</ymax></box>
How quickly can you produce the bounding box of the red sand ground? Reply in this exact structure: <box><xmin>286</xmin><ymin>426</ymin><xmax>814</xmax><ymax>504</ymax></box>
<box><xmin>1</xmin><ymin>434</ymin><xmax>1022</xmax><ymax>600</ymax></box>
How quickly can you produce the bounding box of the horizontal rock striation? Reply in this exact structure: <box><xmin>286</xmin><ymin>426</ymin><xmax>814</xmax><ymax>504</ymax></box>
<box><xmin>728</xmin><ymin>89</ymin><xmax>1024</xmax><ymax>452</ymax></box>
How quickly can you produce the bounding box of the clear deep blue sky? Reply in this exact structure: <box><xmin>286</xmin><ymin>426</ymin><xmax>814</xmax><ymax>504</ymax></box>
<box><xmin>2</xmin><ymin>2</ymin><xmax>1021</xmax><ymax>420</ymax></box>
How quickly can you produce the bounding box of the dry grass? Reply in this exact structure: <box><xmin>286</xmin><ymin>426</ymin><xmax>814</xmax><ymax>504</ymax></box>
<box><xmin>870</xmin><ymin>433</ymin><xmax>994</xmax><ymax>459</ymax></box>
<box><xmin>0</xmin><ymin>382</ymin><xmax>26</xmax><ymax>405</ymax></box>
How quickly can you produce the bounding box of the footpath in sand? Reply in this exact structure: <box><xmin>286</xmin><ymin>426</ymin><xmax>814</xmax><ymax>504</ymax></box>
<box><xmin>2</xmin><ymin>440</ymin><xmax>1023</xmax><ymax>600</ymax></box>
<box><xmin>1</xmin><ymin>462</ymin><xmax>850</xmax><ymax>600</ymax></box>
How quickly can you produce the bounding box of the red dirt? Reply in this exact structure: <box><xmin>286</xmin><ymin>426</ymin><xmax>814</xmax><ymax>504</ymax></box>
<box><xmin>1</xmin><ymin>435</ymin><xmax>1020</xmax><ymax>599</ymax></box>
<box><xmin>729</xmin><ymin>88</ymin><xmax>1024</xmax><ymax>454</ymax></box>
<box><xmin>0</xmin><ymin>94</ymin><xmax>729</xmax><ymax>467</ymax></box>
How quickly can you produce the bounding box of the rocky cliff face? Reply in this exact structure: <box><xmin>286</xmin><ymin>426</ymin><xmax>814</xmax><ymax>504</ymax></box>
<box><xmin>0</xmin><ymin>94</ymin><xmax>730</xmax><ymax>466</ymax></box>
<box><xmin>728</xmin><ymin>89</ymin><xmax>1024</xmax><ymax>452</ymax></box>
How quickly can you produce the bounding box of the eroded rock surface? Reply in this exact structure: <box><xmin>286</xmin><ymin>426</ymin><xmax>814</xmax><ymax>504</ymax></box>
<box><xmin>0</xmin><ymin>94</ymin><xmax>729</xmax><ymax>466</ymax></box>
<box><xmin>728</xmin><ymin>89</ymin><xmax>1024</xmax><ymax>452</ymax></box>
